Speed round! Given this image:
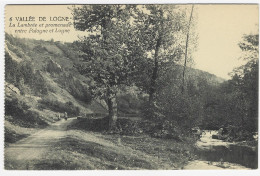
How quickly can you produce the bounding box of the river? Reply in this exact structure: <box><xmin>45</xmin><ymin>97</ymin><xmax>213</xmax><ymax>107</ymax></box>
<box><xmin>184</xmin><ymin>130</ymin><xmax>258</xmax><ymax>169</ymax></box>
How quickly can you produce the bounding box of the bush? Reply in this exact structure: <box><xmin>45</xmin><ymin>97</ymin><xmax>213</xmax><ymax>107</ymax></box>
<box><xmin>33</xmin><ymin>44</ymin><xmax>48</xmax><ymax>53</ymax></box>
<box><xmin>224</xmin><ymin>125</ymin><xmax>255</xmax><ymax>142</ymax></box>
<box><xmin>149</xmin><ymin>120</ymin><xmax>183</xmax><ymax>141</ymax></box>
<box><xmin>6</xmin><ymin>33</ymin><xmax>29</xmax><ymax>51</ymax></box>
<box><xmin>6</xmin><ymin>42</ymin><xmax>25</xmax><ymax>58</ymax></box>
<box><xmin>141</xmin><ymin>101</ymin><xmax>165</xmax><ymax>121</ymax></box>
<box><xmin>5</xmin><ymin>98</ymin><xmax>48</xmax><ymax>128</ymax></box>
<box><xmin>5</xmin><ymin>127</ymin><xmax>29</xmax><ymax>144</ymax></box>
<box><xmin>5</xmin><ymin>98</ymin><xmax>30</xmax><ymax>115</ymax></box>
<box><xmin>68</xmin><ymin>117</ymin><xmax>184</xmax><ymax>141</ymax></box>
<box><xmin>56</xmin><ymin>74</ymin><xmax>92</xmax><ymax>104</ymax></box>
<box><xmin>117</xmin><ymin>93</ymin><xmax>143</xmax><ymax>114</ymax></box>
<box><xmin>55</xmin><ymin>42</ymin><xmax>78</xmax><ymax>59</ymax></box>
<box><xmin>5</xmin><ymin>52</ymin><xmax>49</xmax><ymax>96</ymax></box>
<box><xmin>38</xmin><ymin>98</ymin><xmax>80</xmax><ymax>116</ymax></box>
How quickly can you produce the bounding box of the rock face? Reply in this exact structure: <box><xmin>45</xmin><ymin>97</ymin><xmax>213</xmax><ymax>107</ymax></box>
<box><xmin>5</xmin><ymin>42</ymin><xmax>23</xmax><ymax>63</ymax></box>
<box><xmin>5</xmin><ymin>83</ymin><xmax>21</xmax><ymax>96</ymax></box>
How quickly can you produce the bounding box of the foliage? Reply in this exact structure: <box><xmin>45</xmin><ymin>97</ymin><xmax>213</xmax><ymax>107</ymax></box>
<box><xmin>5</xmin><ymin>98</ymin><xmax>48</xmax><ymax>128</ymax></box>
<box><xmin>56</xmin><ymin>73</ymin><xmax>92</xmax><ymax>104</ymax></box>
<box><xmin>117</xmin><ymin>87</ymin><xmax>144</xmax><ymax>114</ymax></box>
<box><xmin>45</xmin><ymin>59</ymin><xmax>62</xmax><ymax>74</ymax></box>
<box><xmin>33</xmin><ymin>44</ymin><xmax>48</xmax><ymax>53</ymax></box>
<box><xmin>55</xmin><ymin>42</ymin><xmax>79</xmax><ymax>59</ymax></box>
<box><xmin>224</xmin><ymin>125</ymin><xmax>255</xmax><ymax>141</ymax></box>
<box><xmin>38</xmin><ymin>98</ymin><xmax>80</xmax><ymax>116</ymax></box>
<box><xmin>6</xmin><ymin>42</ymin><xmax>25</xmax><ymax>58</ymax></box>
<box><xmin>200</xmin><ymin>34</ymin><xmax>258</xmax><ymax>138</ymax></box>
<box><xmin>69</xmin><ymin>117</ymin><xmax>184</xmax><ymax>141</ymax></box>
<box><xmin>71</xmin><ymin>5</ymin><xmax>142</xmax><ymax>129</ymax></box>
<box><xmin>5</xmin><ymin>33</ymin><xmax>29</xmax><ymax>51</ymax></box>
<box><xmin>72</xmin><ymin>5</ymin><xmax>138</xmax><ymax>97</ymax></box>
<box><xmin>148</xmin><ymin>34</ymin><xmax>258</xmax><ymax>139</ymax></box>
<box><xmin>5</xmin><ymin>52</ymin><xmax>48</xmax><ymax>95</ymax></box>
<box><xmin>132</xmin><ymin>5</ymin><xmax>197</xmax><ymax>100</ymax></box>
<box><xmin>140</xmin><ymin>64</ymin><xmax>212</xmax><ymax>132</ymax></box>
<box><xmin>5</xmin><ymin>127</ymin><xmax>29</xmax><ymax>144</ymax></box>
<box><xmin>224</xmin><ymin>34</ymin><xmax>258</xmax><ymax>133</ymax></box>
<box><xmin>71</xmin><ymin>5</ymin><xmax>200</xmax><ymax>131</ymax></box>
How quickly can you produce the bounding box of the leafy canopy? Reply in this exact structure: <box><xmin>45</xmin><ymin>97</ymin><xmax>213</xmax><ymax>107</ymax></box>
<box><xmin>72</xmin><ymin>5</ymin><xmax>139</xmax><ymax>98</ymax></box>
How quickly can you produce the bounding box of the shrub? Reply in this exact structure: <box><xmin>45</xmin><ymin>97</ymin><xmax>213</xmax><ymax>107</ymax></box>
<box><xmin>5</xmin><ymin>98</ymin><xmax>29</xmax><ymax>116</ymax></box>
<box><xmin>55</xmin><ymin>42</ymin><xmax>78</xmax><ymax>59</ymax></box>
<box><xmin>225</xmin><ymin>125</ymin><xmax>255</xmax><ymax>142</ymax></box>
<box><xmin>38</xmin><ymin>98</ymin><xmax>80</xmax><ymax>116</ymax></box>
<box><xmin>6</xmin><ymin>42</ymin><xmax>25</xmax><ymax>58</ymax></box>
<box><xmin>5</xmin><ymin>127</ymin><xmax>29</xmax><ymax>144</ymax></box>
<box><xmin>33</xmin><ymin>44</ymin><xmax>48</xmax><ymax>53</ymax></box>
<box><xmin>68</xmin><ymin>117</ymin><xmax>184</xmax><ymax>141</ymax></box>
<box><xmin>141</xmin><ymin>101</ymin><xmax>165</xmax><ymax>121</ymax></box>
<box><xmin>5</xmin><ymin>98</ymin><xmax>48</xmax><ymax>128</ymax></box>
<box><xmin>5</xmin><ymin>52</ymin><xmax>49</xmax><ymax>96</ymax></box>
<box><xmin>56</xmin><ymin>74</ymin><xmax>92</xmax><ymax>104</ymax></box>
<box><xmin>117</xmin><ymin>93</ymin><xmax>143</xmax><ymax>114</ymax></box>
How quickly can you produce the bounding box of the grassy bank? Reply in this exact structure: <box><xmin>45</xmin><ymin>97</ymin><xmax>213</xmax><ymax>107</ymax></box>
<box><xmin>4</xmin><ymin>120</ymin><xmax>38</xmax><ymax>147</ymax></box>
<box><xmin>63</xmin><ymin>117</ymin><xmax>198</xmax><ymax>169</ymax></box>
<box><xmin>5</xmin><ymin>117</ymin><xmax>197</xmax><ymax>170</ymax></box>
<box><xmin>26</xmin><ymin>131</ymin><xmax>196</xmax><ymax>170</ymax></box>
<box><xmin>100</xmin><ymin>134</ymin><xmax>197</xmax><ymax>169</ymax></box>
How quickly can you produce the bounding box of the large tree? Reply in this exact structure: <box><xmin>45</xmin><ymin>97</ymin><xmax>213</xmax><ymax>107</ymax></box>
<box><xmin>182</xmin><ymin>5</ymin><xmax>194</xmax><ymax>93</ymax></box>
<box><xmin>133</xmin><ymin>5</ymin><xmax>194</xmax><ymax>102</ymax></box>
<box><xmin>71</xmin><ymin>5</ymin><xmax>138</xmax><ymax>130</ymax></box>
<box><xmin>229</xmin><ymin>34</ymin><xmax>258</xmax><ymax>131</ymax></box>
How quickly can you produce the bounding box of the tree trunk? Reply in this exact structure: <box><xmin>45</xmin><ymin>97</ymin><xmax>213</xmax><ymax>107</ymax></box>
<box><xmin>182</xmin><ymin>5</ymin><xmax>194</xmax><ymax>93</ymax></box>
<box><xmin>149</xmin><ymin>37</ymin><xmax>161</xmax><ymax>103</ymax></box>
<box><xmin>107</xmin><ymin>94</ymin><xmax>118</xmax><ymax>130</ymax></box>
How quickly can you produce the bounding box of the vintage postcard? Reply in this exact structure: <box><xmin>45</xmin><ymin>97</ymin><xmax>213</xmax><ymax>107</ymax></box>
<box><xmin>2</xmin><ymin>3</ymin><xmax>259</xmax><ymax>173</ymax></box>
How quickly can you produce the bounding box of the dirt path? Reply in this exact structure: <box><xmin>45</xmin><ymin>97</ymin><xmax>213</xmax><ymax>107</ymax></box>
<box><xmin>5</xmin><ymin>117</ymin><xmax>178</xmax><ymax>170</ymax></box>
<box><xmin>5</xmin><ymin>118</ymin><xmax>76</xmax><ymax>169</ymax></box>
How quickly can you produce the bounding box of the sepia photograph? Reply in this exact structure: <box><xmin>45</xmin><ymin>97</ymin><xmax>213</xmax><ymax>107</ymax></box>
<box><xmin>2</xmin><ymin>3</ymin><xmax>259</xmax><ymax>171</ymax></box>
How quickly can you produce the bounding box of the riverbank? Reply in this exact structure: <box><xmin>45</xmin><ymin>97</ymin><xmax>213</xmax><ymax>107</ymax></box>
<box><xmin>186</xmin><ymin>130</ymin><xmax>258</xmax><ymax>169</ymax></box>
<box><xmin>184</xmin><ymin>160</ymin><xmax>250</xmax><ymax>170</ymax></box>
<box><xmin>197</xmin><ymin>130</ymin><xmax>258</xmax><ymax>149</ymax></box>
<box><xmin>6</xmin><ymin>118</ymin><xmax>257</xmax><ymax>170</ymax></box>
<box><xmin>67</xmin><ymin>118</ymin><xmax>198</xmax><ymax>169</ymax></box>
<box><xmin>235</xmin><ymin>140</ymin><xmax>258</xmax><ymax>150</ymax></box>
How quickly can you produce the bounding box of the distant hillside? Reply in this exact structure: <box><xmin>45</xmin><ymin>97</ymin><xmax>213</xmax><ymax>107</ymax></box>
<box><xmin>185</xmin><ymin>66</ymin><xmax>226</xmax><ymax>86</ymax></box>
<box><xmin>156</xmin><ymin>61</ymin><xmax>226</xmax><ymax>95</ymax></box>
<box><xmin>5</xmin><ymin>33</ymin><xmax>109</xmax><ymax>131</ymax></box>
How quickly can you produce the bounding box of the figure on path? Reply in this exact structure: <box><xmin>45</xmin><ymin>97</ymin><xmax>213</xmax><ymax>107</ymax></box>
<box><xmin>64</xmin><ymin>112</ymin><xmax>68</xmax><ymax>120</ymax></box>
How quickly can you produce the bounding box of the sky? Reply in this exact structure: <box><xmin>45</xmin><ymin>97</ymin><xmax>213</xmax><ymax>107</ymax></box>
<box><xmin>193</xmin><ymin>5</ymin><xmax>258</xmax><ymax>79</ymax></box>
<box><xmin>5</xmin><ymin>4</ymin><xmax>259</xmax><ymax>79</ymax></box>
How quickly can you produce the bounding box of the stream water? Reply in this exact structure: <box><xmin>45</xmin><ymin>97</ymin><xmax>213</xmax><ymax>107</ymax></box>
<box><xmin>184</xmin><ymin>130</ymin><xmax>258</xmax><ymax>169</ymax></box>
